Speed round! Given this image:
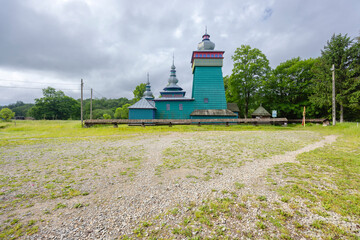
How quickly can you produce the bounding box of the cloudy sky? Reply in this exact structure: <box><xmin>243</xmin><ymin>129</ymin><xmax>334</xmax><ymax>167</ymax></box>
<box><xmin>0</xmin><ymin>0</ymin><xmax>359</xmax><ymax>105</ymax></box>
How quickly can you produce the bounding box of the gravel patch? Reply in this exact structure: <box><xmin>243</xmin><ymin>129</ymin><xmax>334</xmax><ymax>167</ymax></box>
<box><xmin>0</xmin><ymin>131</ymin><xmax>342</xmax><ymax>239</ymax></box>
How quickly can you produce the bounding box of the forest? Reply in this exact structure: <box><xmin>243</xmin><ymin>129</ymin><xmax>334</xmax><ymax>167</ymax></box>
<box><xmin>1</xmin><ymin>33</ymin><xmax>359</xmax><ymax>121</ymax></box>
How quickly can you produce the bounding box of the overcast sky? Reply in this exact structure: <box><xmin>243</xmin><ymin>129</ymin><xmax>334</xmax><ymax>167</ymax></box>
<box><xmin>0</xmin><ymin>0</ymin><xmax>359</xmax><ymax>105</ymax></box>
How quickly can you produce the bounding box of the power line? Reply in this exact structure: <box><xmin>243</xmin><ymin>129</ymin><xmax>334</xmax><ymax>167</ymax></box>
<box><xmin>93</xmin><ymin>89</ymin><xmax>106</xmax><ymax>98</ymax></box>
<box><xmin>0</xmin><ymin>78</ymin><xmax>79</xmax><ymax>85</ymax></box>
<box><xmin>0</xmin><ymin>85</ymin><xmax>83</xmax><ymax>91</ymax></box>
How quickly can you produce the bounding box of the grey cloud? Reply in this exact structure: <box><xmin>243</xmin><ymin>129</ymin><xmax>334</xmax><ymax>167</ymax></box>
<box><xmin>1</xmin><ymin>0</ymin><xmax>360</xmax><ymax>105</ymax></box>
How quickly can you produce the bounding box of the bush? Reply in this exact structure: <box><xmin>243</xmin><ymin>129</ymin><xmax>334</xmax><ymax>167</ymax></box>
<box><xmin>103</xmin><ymin>114</ymin><xmax>111</xmax><ymax>119</ymax></box>
<box><xmin>0</xmin><ymin>108</ymin><xmax>15</xmax><ymax>122</ymax></box>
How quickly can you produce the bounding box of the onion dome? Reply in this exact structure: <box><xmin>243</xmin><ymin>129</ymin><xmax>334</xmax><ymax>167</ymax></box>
<box><xmin>164</xmin><ymin>55</ymin><xmax>183</xmax><ymax>91</ymax></box>
<box><xmin>197</xmin><ymin>27</ymin><xmax>215</xmax><ymax>50</ymax></box>
<box><xmin>143</xmin><ymin>73</ymin><xmax>154</xmax><ymax>100</ymax></box>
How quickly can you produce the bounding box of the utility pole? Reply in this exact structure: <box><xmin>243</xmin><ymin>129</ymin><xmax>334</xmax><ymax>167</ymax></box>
<box><xmin>331</xmin><ymin>64</ymin><xmax>336</xmax><ymax>126</ymax></box>
<box><xmin>90</xmin><ymin>88</ymin><xmax>93</xmax><ymax>120</ymax></box>
<box><xmin>81</xmin><ymin>79</ymin><xmax>84</xmax><ymax>127</ymax></box>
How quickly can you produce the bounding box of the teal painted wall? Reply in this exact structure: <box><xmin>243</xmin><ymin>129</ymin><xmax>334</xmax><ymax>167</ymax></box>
<box><xmin>129</xmin><ymin>109</ymin><xmax>155</xmax><ymax>119</ymax></box>
<box><xmin>155</xmin><ymin>101</ymin><xmax>194</xmax><ymax>119</ymax></box>
<box><xmin>191</xmin><ymin>66</ymin><xmax>227</xmax><ymax>110</ymax></box>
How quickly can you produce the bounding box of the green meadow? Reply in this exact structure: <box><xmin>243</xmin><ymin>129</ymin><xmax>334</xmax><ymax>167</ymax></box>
<box><xmin>0</xmin><ymin>120</ymin><xmax>359</xmax><ymax>239</ymax></box>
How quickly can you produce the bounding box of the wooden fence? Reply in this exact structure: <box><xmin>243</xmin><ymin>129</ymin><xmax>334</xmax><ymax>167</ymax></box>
<box><xmin>84</xmin><ymin>118</ymin><xmax>288</xmax><ymax>127</ymax></box>
<box><xmin>287</xmin><ymin>119</ymin><xmax>330</xmax><ymax>126</ymax></box>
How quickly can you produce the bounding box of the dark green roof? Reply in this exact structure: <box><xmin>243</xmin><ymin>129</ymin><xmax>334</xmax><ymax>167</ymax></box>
<box><xmin>227</xmin><ymin>103</ymin><xmax>239</xmax><ymax>112</ymax></box>
<box><xmin>251</xmin><ymin>105</ymin><xmax>271</xmax><ymax>117</ymax></box>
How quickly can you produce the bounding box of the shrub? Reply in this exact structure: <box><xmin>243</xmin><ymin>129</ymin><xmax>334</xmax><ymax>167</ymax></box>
<box><xmin>0</xmin><ymin>108</ymin><xmax>15</xmax><ymax>121</ymax></box>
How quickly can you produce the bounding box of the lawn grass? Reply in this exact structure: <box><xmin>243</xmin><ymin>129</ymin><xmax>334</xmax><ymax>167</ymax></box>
<box><xmin>272</xmin><ymin>122</ymin><xmax>360</xmax><ymax>219</ymax></box>
<box><xmin>0</xmin><ymin>120</ymin><xmax>301</xmax><ymax>146</ymax></box>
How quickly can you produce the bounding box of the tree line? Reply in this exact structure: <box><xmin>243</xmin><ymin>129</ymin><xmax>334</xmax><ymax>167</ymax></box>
<box><xmin>0</xmin><ymin>84</ymin><xmax>146</xmax><ymax>120</ymax></box>
<box><xmin>225</xmin><ymin>33</ymin><xmax>360</xmax><ymax>121</ymax></box>
<box><xmin>1</xmin><ymin>33</ymin><xmax>359</xmax><ymax>121</ymax></box>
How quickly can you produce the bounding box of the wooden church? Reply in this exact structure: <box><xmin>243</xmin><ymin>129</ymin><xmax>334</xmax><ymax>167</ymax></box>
<box><xmin>129</xmin><ymin>30</ymin><xmax>237</xmax><ymax>120</ymax></box>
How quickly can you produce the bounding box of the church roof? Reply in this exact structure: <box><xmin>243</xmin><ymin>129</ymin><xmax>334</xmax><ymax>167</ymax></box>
<box><xmin>227</xmin><ymin>103</ymin><xmax>240</xmax><ymax>112</ymax></box>
<box><xmin>128</xmin><ymin>97</ymin><xmax>156</xmax><ymax>109</ymax></box>
<box><xmin>190</xmin><ymin>109</ymin><xmax>237</xmax><ymax>116</ymax></box>
<box><xmin>197</xmin><ymin>28</ymin><xmax>215</xmax><ymax>51</ymax></box>
<box><xmin>143</xmin><ymin>73</ymin><xmax>154</xmax><ymax>100</ymax></box>
<box><xmin>163</xmin><ymin>55</ymin><xmax>184</xmax><ymax>92</ymax></box>
<box><xmin>251</xmin><ymin>105</ymin><xmax>271</xmax><ymax>117</ymax></box>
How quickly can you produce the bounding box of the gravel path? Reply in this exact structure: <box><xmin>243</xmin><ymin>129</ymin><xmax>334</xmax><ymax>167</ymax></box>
<box><xmin>15</xmin><ymin>132</ymin><xmax>336</xmax><ymax>239</ymax></box>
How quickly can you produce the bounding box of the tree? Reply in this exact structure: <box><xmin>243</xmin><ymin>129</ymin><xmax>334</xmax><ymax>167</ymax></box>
<box><xmin>0</xmin><ymin>108</ymin><xmax>15</xmax><ymax>121</ymax></box>
<box><xmin>29</xmin><ymin>87</ymin><xmax>80</xmax><ymax>120</ymax></box>
<box><xmin>308</xmin><ymin>57</ymin><xmax>333</xmax><ymax>118</ymax></box>
<box><xmin>321</xmin><ymin>34</ymin><xmax>352</xmax><ymax>122</ymax></box>
<box><xmin>0</xmin><ymin>101</ymin><xmax>34</xmax><ymax>117</ymax></box>
<box><xmin>262</xmin><ymin>57</ymin><xmax>316</xmax><ymax>118</ymax></box>
<box><xmin>229</xmin><ymin>45</ymin><xmax>270</xmax><ymax>118</ymax></box>
<box><xmin>103</xmin><ymin>114</ymin><xmax>111</xmax><ymax>119</ymax></box>
<box><xmin>310</xmin><ymin>34</ymin><xmax>360</xmax><ymax>122</ymax></box>
<box><xmin>114</xmin><ymin>103</ymin><xmax>131</xmax><ymax>119</ymax></box>
<box><xmin>346</xmin><ymin>40</ymin><xmax>360</xmax><ymax>120</ymax></box>
<box><xmin>133</xmin><ymin>83</ymin><xmax>146</xmax><ymax>102</ymax></box>
<box><xmin>83</xmin><ymin>97</ymin><xmax>131</xmax><ymax>119</ymax></box>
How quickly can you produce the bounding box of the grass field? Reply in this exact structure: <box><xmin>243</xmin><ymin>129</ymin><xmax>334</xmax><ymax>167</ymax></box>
<box><xmin>0</xmin><ymin>120</ymin><xmax>359</xmax><ymax>239</ymax></box>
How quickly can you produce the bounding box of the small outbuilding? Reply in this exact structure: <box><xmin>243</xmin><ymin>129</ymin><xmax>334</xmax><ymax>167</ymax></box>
<box><xmin>251</xmin><ymin>105</ymin><xmax>271</xmax><ymax>119</ymax></box>
<box><xmin>128</xmin><ymin>77</ymin><xmax>156</xmax><ymax>119</ymax></box>
<box><xmin>227</xmin><ymin>103</ymin><xmax>240</xmax><ymax>118</ymax></box>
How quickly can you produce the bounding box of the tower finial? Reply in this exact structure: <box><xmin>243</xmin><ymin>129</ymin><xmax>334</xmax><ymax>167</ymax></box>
<box><xmin>172</xmin><ymin>53</ymin><xmax>175</xmax><ymax>66</ymax></box>
<box><xmin>205</xmin><ymin>26</ymin><xmax>207</xmax><ymax>34</ymax></box>
<box><xmin>143</xmin><ymin>72</ymin><xmax>153</xmax><ymax>99</ymax></box>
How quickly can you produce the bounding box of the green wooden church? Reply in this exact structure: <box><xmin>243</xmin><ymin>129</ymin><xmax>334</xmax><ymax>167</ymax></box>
<box><xmin>129</xmin><ymin>30</ymin><xmax>238</xmax><ymax>120</ymax></box>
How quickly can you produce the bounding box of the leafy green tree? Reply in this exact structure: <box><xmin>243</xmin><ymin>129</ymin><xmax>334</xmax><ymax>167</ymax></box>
<box><xmin>29</xmin><ymin>87</ymin><xmax>80</xmax><ymax>120</ymax></box>
<box><xmin>262</xmin><ymin>57</ymin><xmax>316</xmax><ymax>118</ymax></box>
<box><xmin>229</xmin><ymin>45</ymin><xmax>270</xmax><ymax>118</ymax></box>
<box><xmin>83</xmin><ymin>97</ymin><xmax>131</xmax><ymax>119</ymax></box>
<box><xmin>133</xmin><ymin>83</ymin><xmax>146</xmax><ymax>102</ymax></box>
<box><xmin>103</xmin><ymin>114</ymin><xmax>111</xmax><ymax>119</ymax></box>
<box><xmin>346</xmin><ymin>40</ymin><xmax>360</xmax><ymax>120</ymax></box>
<box><xmin>91</xmin><ymin>109</ymin><xmax>113</xmax><ymax>119</ymax></box>
<box><xmin>223</xmin><ymin>75</ymin><xmax>232</xmax><ymax>101</ymax></box>
<box><xmin>114</xmin><ymin>103</ymin><xmax>131</xmax><ymax>119</ymax></box>
<box><xmin>0</xmin><ymin>108</ymin><xmax>15</xmax><ymax>121</ymax></box>
<box><xmin>316</xmin><ymin>34</ymin><xmax>353</xmax><ymax>122</ymax></box>
<box><xmin>0</xmin><ymin>101</ymin><xmax>34</xmax><ymax>117</ymax></box>
<box><xmin>309</xmin><ymin>34</ymin><xmax>360</xmax><ymax>122</ymax></box>
<box><xmin>308</xmin><ymin>57</ymin><xmax>333</xmax><ymax>118</ymax></box>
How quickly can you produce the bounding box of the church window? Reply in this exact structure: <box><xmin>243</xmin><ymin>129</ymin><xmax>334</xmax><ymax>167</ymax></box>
<box><xmin>211</xmin><ymin>54</ymin><xmax>214</xmax><ymax>57</ymax></box>
<box><xmin>204</xmin><ymin>98</ymin><xmax>209</xmax><ymax>103</ymax></box>
<box><xmin>196</xmin><ymin>54</ymin><xmax>198</xmax><ymax>57</ymax></box>
<box><xmin>166</xmin><ymin>104</ymin><xmax>170</xmax><ymax>111</ymax></box>
<box><xmin>207</xmin><ymin>54</ymin><xmax>210</xmax><ymax>57</ymax></box>
<box><xmin>179</xmin><ymin>104</ymin><xmax>183</xmax><ymax>110</ymax></box>
<box><xmin>215</xmin><ymin>54</ymin><xmax>218</xmax><ymax>57</ymax></box>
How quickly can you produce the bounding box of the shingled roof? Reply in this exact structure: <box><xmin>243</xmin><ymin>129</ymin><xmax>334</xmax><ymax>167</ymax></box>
<box><xmin>251</xmin><ymin>105</ymin><xmax>271</xmax><ymax>117</ymax></box>
<box><xmin>227</xmin><ymin>103</ymin><xmax>240</xmax><ymax>112</ymax></box>
<box><xmin>128</xmin><ymin>98</ymin><xmax>156</xmax><ymax>109</ymax></box>
<box><xmin>190</xmin><ymin>109</ymin><xmax>237</xmax><ymax>116</ymax></box>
